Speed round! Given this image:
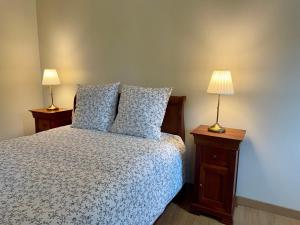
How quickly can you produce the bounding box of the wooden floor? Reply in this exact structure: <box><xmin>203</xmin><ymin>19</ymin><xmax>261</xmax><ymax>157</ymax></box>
<box><xmin>155</xmin><ymin>186</ymin><xmax>300</xmax><ymax>225</ymax></box>
<box><xmin>155</xmin><ymin>203</ymin><xmax>300</xmax><ymax>225</ymax></box>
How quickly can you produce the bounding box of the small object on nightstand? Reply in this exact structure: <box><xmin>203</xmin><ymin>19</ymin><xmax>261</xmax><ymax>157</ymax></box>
<box><xmin>207</xmin><ymin>70</ymin><xmax>234</xmax><ymax>133</ymax></box>
<box><xmin>190</xmin><ymin>125</ymin><xmax>246</xmax><ymax>225</ymax></box>
<box><xmin>42</xmin><ymin>69</ymin><xmax>61</xmax><ymax>111</ymax></box>
<box><xmin>30</xmin><ymin>108</ymin><xmax>73</xmax><ymax>133</ymax></box>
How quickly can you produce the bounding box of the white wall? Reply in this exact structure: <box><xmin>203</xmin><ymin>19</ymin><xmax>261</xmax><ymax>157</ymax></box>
<box><xmin>36</xmin><ymin>0</ymin><xmax>300</xmax><ymax>211</ymax></box>
<box><xmin>0</xmin><ymin>0</ymin><xmax>43</xmax><ymax>140</ymax></box>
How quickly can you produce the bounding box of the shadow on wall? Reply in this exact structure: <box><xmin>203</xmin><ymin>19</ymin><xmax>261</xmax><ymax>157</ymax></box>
<box><xmin>237</xmin><ymin>136</ymin><xmax>276</xmax><ymax>202</ymax></box>
<box><xmin>22</xmin><ymin>111</ymin><xmax>35</xmax><ymax>136</ymax></box>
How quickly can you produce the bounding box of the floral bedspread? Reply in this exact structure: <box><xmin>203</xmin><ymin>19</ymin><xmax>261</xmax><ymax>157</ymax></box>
<box><xmin>0</xmin><ymin>126</ymin><xmax>185</xmax><ymax>225</ymax></box>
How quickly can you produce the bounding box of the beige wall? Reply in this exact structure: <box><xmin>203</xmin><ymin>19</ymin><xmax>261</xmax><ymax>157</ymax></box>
<box><xmin>36</xmin><ymin>0</ymin><xmax>300</xmax><ymax>210</ymax></box>
<box><xmin>0</xmin><ymin>0</ymin><xmax>43</xmax><ymax>140</ymax></box>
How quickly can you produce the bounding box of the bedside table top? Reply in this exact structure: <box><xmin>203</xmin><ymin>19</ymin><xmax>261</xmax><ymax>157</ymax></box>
<box><xmin>191</xmin><ymin>125</ymin><xmax>246</xmax><ymax>141</ymax></box>
<box><xmin>30</xmin><ymin>108</ymin><xmax>73</xmax><ymax>114</ymax></box>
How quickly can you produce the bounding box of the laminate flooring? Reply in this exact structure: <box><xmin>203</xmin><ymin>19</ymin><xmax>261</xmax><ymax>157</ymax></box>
<box><xmin>155</xmin><ymin>186</ymin><xmax>300</xmax><ymax>225</ymax></box>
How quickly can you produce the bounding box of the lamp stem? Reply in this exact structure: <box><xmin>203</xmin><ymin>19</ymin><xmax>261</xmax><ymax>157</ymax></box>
<box><xmin>208</xmin><ymin>94</ymin><xmax>225</xmax><ymax>133</ymax></box>
<box><xmin>46</xmin><ymin>85</ymin><xmax>59</xmax><ymax>111</ymax></box>
<box><xmin>50</xmin><ymin>85</ymin><xmax>54</xmax><ymax>106</ymax></box>
<box><xmin>216</xmin><ymin>94</ymin><xmax>220</xmax><ymax>123</ymax></box>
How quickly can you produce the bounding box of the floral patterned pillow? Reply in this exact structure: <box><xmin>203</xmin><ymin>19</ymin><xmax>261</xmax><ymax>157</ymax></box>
<box><xmin>72</xmin><ymin>82</ymin><xmax>120</xmax><ymax>131</ymax></box>
<box><xmin>110</xmin><ymin>85</ymin><xmax>172</xmax><ymax>139</ymax></box>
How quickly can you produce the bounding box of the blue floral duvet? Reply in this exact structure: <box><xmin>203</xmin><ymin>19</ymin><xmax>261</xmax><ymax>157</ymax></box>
<box><xmin>0</xmin><ymin>126</ymin><xmax>185</xmax><ymax>225</ymax></box>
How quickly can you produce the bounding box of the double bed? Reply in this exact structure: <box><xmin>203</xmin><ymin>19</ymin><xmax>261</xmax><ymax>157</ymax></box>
<box><xmin>0</xmin><ymin>96</ymin><xmax>186</xmax><ymax>225</ymax></box>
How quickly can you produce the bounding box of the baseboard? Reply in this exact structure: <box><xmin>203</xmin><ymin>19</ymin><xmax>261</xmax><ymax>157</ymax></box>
<box><xmin>236</xmin><ymin>196</ymin><xmax>300</xmax><ymax>220</ymax></box>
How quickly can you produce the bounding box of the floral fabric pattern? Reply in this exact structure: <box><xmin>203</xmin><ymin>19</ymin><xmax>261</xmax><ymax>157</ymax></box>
<box><xmin>0</xmin><ymin>126</ymin><xmax>185</xmax><ymax>225</ymax></box>
<box><xmin>72</xmin><ymin>82</ymin><xmax>120</xmax><ymax>131</ymax></box>
<box><xmin>110</xmin><ymin>85</ymin><xmax>172</xmax><ymax>139</ymax></box>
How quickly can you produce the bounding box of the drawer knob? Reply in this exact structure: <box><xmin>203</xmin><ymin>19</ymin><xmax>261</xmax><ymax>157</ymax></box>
<box><xmin>213</xmin><ymin>154</ymin><xmax>217</xmax><ymax>159</ymax></box>
<box><xmin>200</xmin><ymin>183</ymin><xmax>203</xmax><ymax>187</ymax></box>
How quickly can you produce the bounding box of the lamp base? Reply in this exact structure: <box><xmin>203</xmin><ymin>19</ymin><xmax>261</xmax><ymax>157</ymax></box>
<box><xmin>208</xmin><ymin>123</ymin><xmax>225</xmax><ymax>133</ymax></box>
<box><xmin>46</xmin><ymin>104</ymin><xmax>59</xmax><ymax>111</ymax></box>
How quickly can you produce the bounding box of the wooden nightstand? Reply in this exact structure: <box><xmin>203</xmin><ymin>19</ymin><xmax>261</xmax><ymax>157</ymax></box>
<box><xmin>30</xmin><ymin>108</ymin><xmax>73</xmax><ymax>133</ymax></box>
<box><xmin>190</xmin><ymin>125</ymin><xmax>246</xmax><ymax>225</ymax></box>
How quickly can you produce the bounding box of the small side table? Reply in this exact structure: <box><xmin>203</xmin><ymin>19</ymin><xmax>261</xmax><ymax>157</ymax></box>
<box><xmin>30</xmin><ymin>108</ymin><xmax>73</xmax><ymax>133</ymax></box>
<box><xmin>190</xmin><ymin>125</ymin><xmax>246</xmax><ymax>225</ymax></box>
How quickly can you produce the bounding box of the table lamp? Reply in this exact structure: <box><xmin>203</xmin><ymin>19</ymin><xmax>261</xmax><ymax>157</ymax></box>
<box><xmin>42</xmin><ymin>69</ymin><xmax>60</xmax><ymax>111</ymax></box>
<box><xmin>207</xmin><ymin>70</ymin><xmax>234</xmax><ymax>133</ymax></box>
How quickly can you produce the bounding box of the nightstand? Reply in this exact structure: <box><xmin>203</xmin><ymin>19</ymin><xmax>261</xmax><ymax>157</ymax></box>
<box><xmin>190</xmin><ymin>125</ymin><xmax>246</xmax><ymax>225</ymax></box>
<box><xmin>30</xmin><ymin>108</ymin><xmax>73</xmax><ymax>133</ymax></box>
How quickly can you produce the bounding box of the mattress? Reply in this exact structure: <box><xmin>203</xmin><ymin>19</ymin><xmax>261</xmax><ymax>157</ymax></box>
<box><xmin>0</xmin><ymin>126</ymin><xmax>185</xmax><ymax>225</ymax></box>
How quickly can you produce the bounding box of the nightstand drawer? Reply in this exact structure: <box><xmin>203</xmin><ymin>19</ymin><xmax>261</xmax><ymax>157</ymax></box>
<box><xmin>51</xmin><ymin>118</ymin><xmax>72</xmax><ymax>128</ymax></box>
<box><xmin>202</xmin><ymin>147</ymin><xmax>229</xmax><ymax>167</ymax></box>
<box><xmin>38</xmin><ymin>119</ymin><xmax>51</xmax><ymax>131</ymax></box>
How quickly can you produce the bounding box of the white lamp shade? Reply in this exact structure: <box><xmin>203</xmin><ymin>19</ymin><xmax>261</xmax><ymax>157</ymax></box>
<box><xmin>207</xmin><ymin>70</ymin><xmax>234</xmax><ymax>95</ymax></box>
<box><xmin>42</xmin><ymin>69</ymin><xmax>60</xmax><ymax>86</ymax></box>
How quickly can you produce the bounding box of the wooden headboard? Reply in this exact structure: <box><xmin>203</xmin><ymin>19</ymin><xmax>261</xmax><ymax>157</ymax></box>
<box><xmin>74</xmin><ymin>95</ymin><xmax>186</xmax><ymax>141</ymax></box>
<box><xmin>161</xmin><ymin>96</ymin><xmax>186</xmax><ymax>141</ymax></box>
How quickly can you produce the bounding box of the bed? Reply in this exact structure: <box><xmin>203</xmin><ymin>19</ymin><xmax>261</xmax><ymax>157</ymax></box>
<box><xmin>0</xmin><ymin>96</ymin><xmax>186</xmax><ymax>225</ymax></box>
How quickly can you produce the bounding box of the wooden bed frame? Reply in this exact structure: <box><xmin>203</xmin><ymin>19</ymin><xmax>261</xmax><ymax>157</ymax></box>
<box><xmin>161</xmin><ymin>96</ymin><xmax>186</xmax><ymax>142</ymax></box>
<box><xmin>74</xmin><ymin>95</ymin><xmax>186</xmax><ymax>141</ymax></box>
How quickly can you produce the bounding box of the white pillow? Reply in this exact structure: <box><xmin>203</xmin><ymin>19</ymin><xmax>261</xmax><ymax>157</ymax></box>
<box><xmin>110</xmin><ymin>85</ymin><xmax>172</xmax><ymax>139</ymax></box>
<box><xmin>72</xmin><ymin>82</ymin><xmax>120</xmax><ymax>131</ymax></box>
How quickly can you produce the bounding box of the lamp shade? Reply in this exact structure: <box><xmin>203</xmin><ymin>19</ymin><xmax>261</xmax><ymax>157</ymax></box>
<box><xmin>207</xmin><ymin>70</ymin><xmax>234</xmax><ymax>95</ymax></box>
<box><xmin>42</xmin><ymin>69</ymin><xmax>60</xmax><ymax>86</ymax></box>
